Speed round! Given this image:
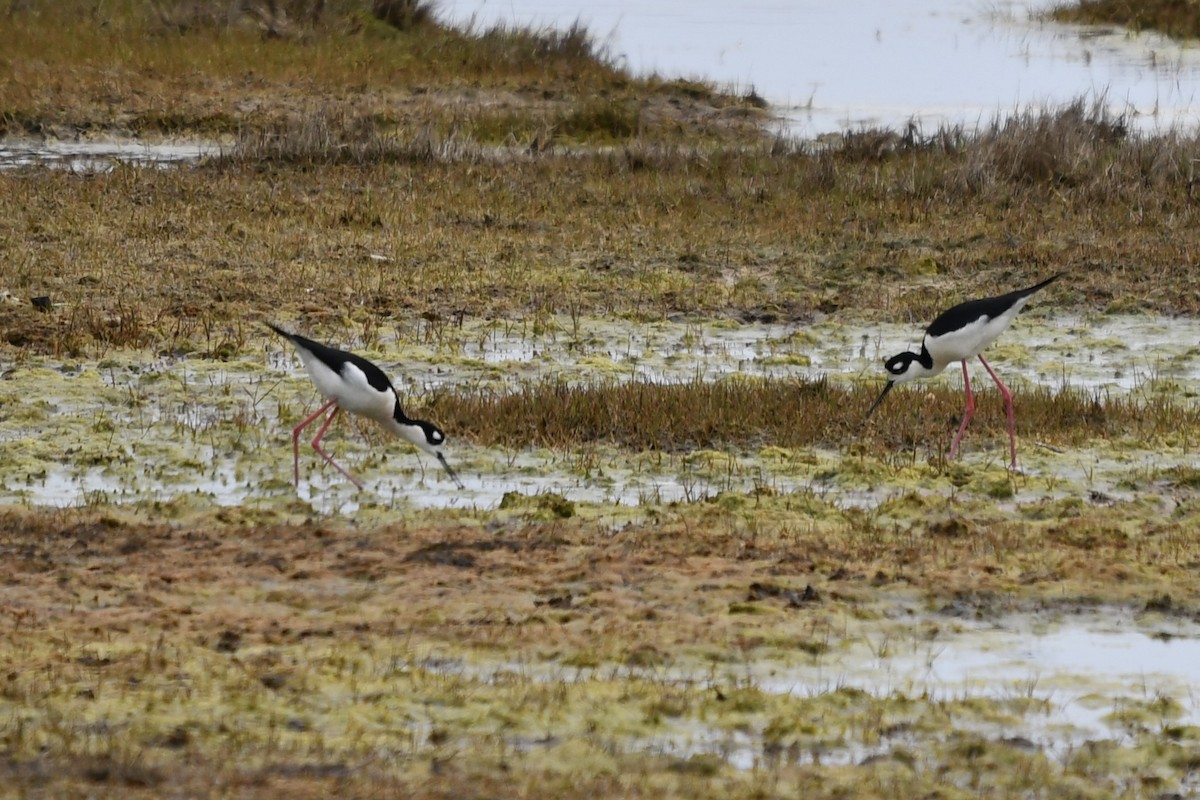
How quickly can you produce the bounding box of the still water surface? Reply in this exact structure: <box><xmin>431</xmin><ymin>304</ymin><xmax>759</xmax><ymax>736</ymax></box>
<box><xmin>6</xmin><ymin>0</ymin><xmax>1199</xmax><ymax>170</ymax></box>
<box><xmin>441</xmin><ymin>0</ymin><xmax>1200</xmax><ymax>134</ymax></box>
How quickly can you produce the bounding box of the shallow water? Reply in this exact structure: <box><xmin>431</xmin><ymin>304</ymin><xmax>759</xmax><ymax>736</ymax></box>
<box><xmin>762</xmin><ymin>613</ymin><xmax>1200</xmax><ymax>743</ymax></box>
<box><xmin>2</xmin><ymin>313</ymin><xmax>1198</xmax><ymax>512</ymax></box>
<box><xmin>0</xmin><ymin>139</ymin><xmax>219</xmax><ymax>171</ymax></box>
<box><xmin>400</xmin><ymin>312</ymin><xmax>1200</xmax><ymax>393</ymax></box>
<box><xmin>444</xmin><ymin>611</ymin><xmax>1200</xmax><ymax>768</ymax></box>
<box><xmin>440</xmin><ymin>0</ymin><xmax>1200</xmax><ymax>135</ymax></box>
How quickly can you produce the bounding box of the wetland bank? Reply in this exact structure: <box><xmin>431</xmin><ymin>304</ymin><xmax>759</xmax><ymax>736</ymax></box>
<box><xmin>4</xmin><ymin>1</ymin><xmax>1200</xmax><ymax>797</ymax></box>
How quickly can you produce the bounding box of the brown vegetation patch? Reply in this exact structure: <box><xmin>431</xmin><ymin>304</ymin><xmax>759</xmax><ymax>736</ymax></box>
<box><xmin>1052</xmin><ymin>0</ymin><xmax>1200</xmax><ymax>40</ymax></box>
<box><xmin>432</xmin><ymin>376</ymin><xmax>1200</xmax><ymax>453</ymax></box>
<box><xmin>2</xmin><ymin>103</ymin><xmax>1200</xmax><ymax>356</ymax></box>
<box><xmin>0</xmin><ymin>1</ymin><xmax>758</xmax><ymax>143</ymax></box>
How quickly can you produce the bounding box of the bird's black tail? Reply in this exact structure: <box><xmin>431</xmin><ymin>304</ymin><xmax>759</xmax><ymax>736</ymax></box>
<box><xmin>1022</xmin><ymin>272</ymin><xmax>1064</xmax><ymax>297</ymax></box>
<box><xmin>265</xmin><ymin>322</ymin><xmax>295</xmax><ymax>341</ymax></box>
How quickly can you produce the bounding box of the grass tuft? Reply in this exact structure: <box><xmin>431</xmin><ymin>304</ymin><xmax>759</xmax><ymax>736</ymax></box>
<box><xmin>371</xmin><ymin>0</ymin><xmax>438</xmax><ymax>31</ymax></box>
<box><xmin>1052</xmin><ymin>0</ymin><xmax>1200</xmax><ymax>40</ymax></box>
<box><xmin>963</xmin><ymin>99</ymin><xmax>1128</xmax><ymax>186</ymax></box>
<box><xmin>431</xmin><ymin>376</ymin><xmax>1200</xmax><ymax>452</ymax></box>
<box><xmin>216</xmin><ymin>110</ymin><xmax>482</xmax><ymax>166</ymax></box>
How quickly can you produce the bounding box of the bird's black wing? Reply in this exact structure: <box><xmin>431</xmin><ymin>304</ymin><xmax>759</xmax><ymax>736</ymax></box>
<box><xmin>267</xmin><ymin>323</ymin><xmax>394</xmax><ymax>394</ymax></box>
<box><xmin>925</xmin><ymin>274</ymin><xmax>1061</xmax><ymax>338</ymax></box>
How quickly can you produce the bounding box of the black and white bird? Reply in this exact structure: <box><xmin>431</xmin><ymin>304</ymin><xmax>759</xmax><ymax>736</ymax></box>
<box><xmin>267</xmin><ymin>323</ymin><xmax>464</xmax><ymax>491</ymax></box>
<box><xmin>866</xmin><ymin>274</ymin><xmax>1062</xmax><ymax>469</ymax></box>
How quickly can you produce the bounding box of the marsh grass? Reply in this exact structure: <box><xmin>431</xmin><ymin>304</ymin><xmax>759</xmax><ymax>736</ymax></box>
<box><xmin>0</xmin><ymin>1</ymin><xmax>755</xmax><ymax>142</ymax></box>
<box><xmin>961</xmin><ymin>98</ymin><xmax>1129</xmax><ymax>186</ymax></box>
<box><xmin>430</xmin><ymin>375</ymin><xmax>1200</xmax><ymax>452</ymax></box>
<box><xmin>220</xmin><ymin>110</ymin><xmax>485</xmax><ymax>166</ymax></box>
<box><xmin>4</xmin><ymin>102</ymin><xmax>1200</xmax><ymax>356</ymax></box>
<box><xmin>217</xmin><ymin>100</ymin><xmax>645</xmax><ymax>165</ymax></box>
<box><xmin>1052</xmin><ymin>0</ymin><xmax>1200</xmax><ymax>40</ymax></box>
<box><xmin>5</xmin><ymin>7</ymin><xmax>1200</xmax><ymax>797</ymax></box>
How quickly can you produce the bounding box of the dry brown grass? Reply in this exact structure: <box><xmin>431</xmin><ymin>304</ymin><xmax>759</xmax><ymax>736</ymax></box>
<box><xmin>4</xmin><ymin>1</ymin><xmax>1199</xmax><ymax>355</ymax></box>
<box><xmin>0</xmin><ymin>0</ymin><xmax>757</xmax><ymax>142</ymax></box>
<box><xmin>429</xmin><ymin>376</ymin><xmax>1199</xmax><ymax>454</ymax></box>
<box><xmin>1052</xmin><ymin>0</ymin><xmax>1200</xmax><ymax>39</ymax></box>
<box><xmin>2</xmin><ymin>103</ymin><xmax>1200</xmax><ymax>356</ymax></box>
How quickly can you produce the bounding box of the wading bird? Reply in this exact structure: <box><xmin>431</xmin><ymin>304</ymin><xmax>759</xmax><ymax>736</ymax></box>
<box><xmin>268</xmin><ymin>323</ymin><xmax>464</xmax><ymax>491</ymax></box>
<box><xmin>866</xmin><ymin>274</ymin><xmax>1062</xmax><ymax>469</ymax></box>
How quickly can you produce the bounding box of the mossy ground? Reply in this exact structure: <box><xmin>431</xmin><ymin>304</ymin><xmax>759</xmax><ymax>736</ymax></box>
<box><xmin>5</xmin><ymin>0</ymin><xmax>1200</xmax><ymax>796</ymax></box>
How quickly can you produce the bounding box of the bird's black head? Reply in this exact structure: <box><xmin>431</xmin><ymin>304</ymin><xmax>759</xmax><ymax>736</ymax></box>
<box><xmin>884</xmin><ymin>351</ymin><xmax>921</xmax><ymax>380</ymax></box>
<box><xmin>867</xmin><ymin>350</ymin><xmax>930</xmax><ymax>420</ymax></box>
<box><xmin>392</xmin><ymin>399</ymin><xmax>446</xmax><ymax>448</ymax></box>
<box><xmin>417</xmin><ymin>420</ymin><xmax>446</xmax><ymax>448</ymax></box>
<box><xmin>388</xmin><ymin>416</ymin><xmax>463</xmax><ymax>489</ymax></box>
<box><xmin>388</xmin><ymin>409</ymin><xmax>448</xmax><ymax>455</ymax></box>
<box><xmin>882</xmin><ymin>344</ymin><xmax>939</xmax><ymax>384</ymax></box>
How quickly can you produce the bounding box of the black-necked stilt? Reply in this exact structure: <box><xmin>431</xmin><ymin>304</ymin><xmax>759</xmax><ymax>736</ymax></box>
<box><xmin>866</xmin><ymin>274</ymin><xmax>1062</xmax><ymax>469</ymax></box>
<box><xmin>267</xmin><ymin>323</ymin><xmax>464</xmax><ymax>491</ymax></box>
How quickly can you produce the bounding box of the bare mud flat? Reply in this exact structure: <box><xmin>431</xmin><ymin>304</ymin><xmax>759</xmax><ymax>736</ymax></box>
<box><xmin>3</xmin><ymin>504</ymin><xmax>1200</xmax><ymax>798</ymax></box>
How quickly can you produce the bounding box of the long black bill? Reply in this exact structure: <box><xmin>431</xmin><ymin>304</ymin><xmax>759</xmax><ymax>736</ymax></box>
<box><xmin>438</xmin><ymin>452</ymin><xmax>465</xmax><ymax>490</ymax></box>
<box><xmin>865</xmin><ymin>381</ymin><xmax>895</xmax><ymax>420</ymax></box>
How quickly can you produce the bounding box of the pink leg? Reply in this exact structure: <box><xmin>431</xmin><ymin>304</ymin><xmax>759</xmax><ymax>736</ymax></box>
<box><xmin>978</xmin><ymin>355</ymin><xmax>1017</xmax><ymax>469</ymax></box>
<box><xmin>309</xmin><ymin>405</ymin><xmax>364</xmax><ymax>490</ymax></box>
<box><xmin>948</xmin><ymin>360</ymin><xmax>975</xmax><ymax>460</ymax></box>
<box><xmin>292</xmin><ymin>399</ymin><xmax>337</xmax><ymax>488</ymax></box>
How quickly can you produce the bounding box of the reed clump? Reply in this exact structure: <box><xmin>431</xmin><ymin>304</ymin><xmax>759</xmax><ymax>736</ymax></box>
<box><xmin>430</xmin><ymin>376</ymin><xmax>1200</xmax><ymax>452</ymax></box>
<box><xmin>1052</xmin><ymin>0</ymin><xmax>1200</xmax><ymax>40</ymax></box>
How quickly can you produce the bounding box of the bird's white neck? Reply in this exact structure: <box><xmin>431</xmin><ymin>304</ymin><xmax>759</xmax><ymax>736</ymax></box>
<box><xmin>899</xmin><ymin>358</ymin><xmax>948</xmax><ymax>384</ymax></box>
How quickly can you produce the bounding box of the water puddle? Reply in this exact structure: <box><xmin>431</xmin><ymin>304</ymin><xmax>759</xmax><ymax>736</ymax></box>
<box><xmin>759</xmin><ymin>613</ymin><xmax>1200</xmax><ymax>749</ymax></box>
<box><xmin>678</xmin><ymin>619</ymin><xmax>1200</xmax><ymax>768</ymax></box>
<box><xmin>440</xmin><ymin>0</ymin><xmax>1200</xmax><ymax>135</ymax></box>
<box><xmin>403</xmin><ymin>611</ymin><xmax>1200</xmax><ymax>770</ymax></box>
<box><xmin>0</xmin><ymin>139</ymin><xmax>219</xmax><ymax>171</ymax></box>
<box><xmin>397</xmin><ymin>312</ymin><xmax>1200</xmax><ymax>393</ymax></box>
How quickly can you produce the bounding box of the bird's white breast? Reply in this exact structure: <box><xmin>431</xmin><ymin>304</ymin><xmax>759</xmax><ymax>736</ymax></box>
<box><xmin>296</xmin><ymin>351</ymin><xmax>395</xmax><ymax>423</ymax></box>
